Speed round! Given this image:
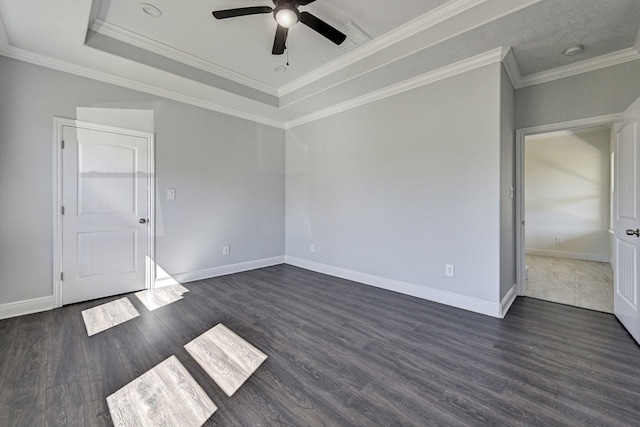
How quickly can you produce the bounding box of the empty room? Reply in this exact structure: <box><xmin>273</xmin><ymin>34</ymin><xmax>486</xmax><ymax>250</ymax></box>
<box><xmin>1</xmin><ymin>0</ymin><xmax>640</xmax><ymax>425</ymax></box>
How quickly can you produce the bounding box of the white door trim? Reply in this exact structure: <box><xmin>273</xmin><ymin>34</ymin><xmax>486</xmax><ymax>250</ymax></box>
<box><xmin>515</xmin><ymin>113</ymin><xmax>623</xmax><ymax>296</ymax></box>
<box><xmin>52</xmin><ymin>117</ymin><xmax>156</xmax><ymax>308</ymax></box>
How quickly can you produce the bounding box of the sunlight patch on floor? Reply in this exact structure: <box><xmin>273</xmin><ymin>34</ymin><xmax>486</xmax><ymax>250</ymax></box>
<box><xmin>185</xmin><ymin>324</ymin><xmax>268</xmax><ymax>397</ymax></box>
<box><xmin>106</xmin><ymin>355</ymin><xmax>217</xmax><ymax>427</ymax></box>
<box><xmin>134</xmin><ymin>284</ymin><xmax>189</xmax><ymax>311</ymax></box>
<box><xmin>81</xmin><ymin>297</ymin><xmax>140</xmax><ymax>336</ymax></box>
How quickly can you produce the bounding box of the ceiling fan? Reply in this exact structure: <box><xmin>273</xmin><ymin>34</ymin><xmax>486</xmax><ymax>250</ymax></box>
<box><xmin>212</xmin><ymin>0</ymin><xmax>347</xmax><ymax>55</ymax></box>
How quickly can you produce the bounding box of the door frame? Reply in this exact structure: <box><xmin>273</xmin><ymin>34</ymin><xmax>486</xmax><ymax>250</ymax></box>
<box><xmin>52</xmin><ymin>117</ymin><xmax>156</xmax><ymax>308</ymax></box>
<box><xmin>515</xmin><ymin>113</ymin><xmax>623</xmax><ymax>296</ymax></box>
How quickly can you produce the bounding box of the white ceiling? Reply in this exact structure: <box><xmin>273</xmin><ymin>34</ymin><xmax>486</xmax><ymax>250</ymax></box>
<box><xmin>0</xmin><ymin>0</ymin><xmax>639</xmax><ymax>127</ymax></box>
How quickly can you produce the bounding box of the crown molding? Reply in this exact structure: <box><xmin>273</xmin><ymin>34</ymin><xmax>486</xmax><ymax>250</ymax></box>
<box><xmin>0</xmin><ymin>14</ymin><xmax>283</xmax><ymax>127</ymax></box>
<box><xmin>284</xmin><ymin>47</ymin><xmax>506</xmax><ymax>129</ymax></box>
<box><xmin>514</xmin><ymin>48</ymin><xmax>640</xmax><ymax>89</ymax></box>
<box><xmin>277</xmin><ymin>0</ymin><xmax>486</xmax><ymax>97</ymax></box>
<box><xmin>0</xmin><ymin>45</ymin><xmax>284</xmax><ymax>129</ymax></box>
<box><xmin>90</xmin><ymin>19</ymin><xmax>278</xmax><ymax>96</ymax></box>
<box><xmin>3</xmin><ymin>8</ymin><xmax>639</xmax><ymax>131</ymax></box>
<box><xmin>501</xmin><ymin>47</ymin><xmax>522</xmax><ymax>88</ymax></box>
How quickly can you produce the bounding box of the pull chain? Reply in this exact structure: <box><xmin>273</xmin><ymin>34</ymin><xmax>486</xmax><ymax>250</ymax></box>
<box><xmin>286</xmin><ymin>28</ymin><xmax>291</xmax><ymax>66</ymax></box>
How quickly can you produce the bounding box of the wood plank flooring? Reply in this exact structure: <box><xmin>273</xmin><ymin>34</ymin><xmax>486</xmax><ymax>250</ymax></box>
<box><xmin>1</xmin><ymin>264</ymin><xmax>640</xmax><ymax>426</ymax></box>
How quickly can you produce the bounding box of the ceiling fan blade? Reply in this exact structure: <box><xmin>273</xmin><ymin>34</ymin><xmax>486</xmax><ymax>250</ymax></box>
<box><xmin>212</xmin><ymin>6</ymin><xmax>273</xmax><ymax>19</ymax></box>
<box><xmin>299</xmin><ymin>12</ymin><xmax>346</xmax><ymax>45</ymax></box>
<box><xmin>297</xmin><ymin>0</ymin><xmax>317</xmax><ymax>5</ymax></box>
<box><xmin>272</xmin><ymin>25</ymin><xmax>289</xmax><ymax>55</ymax></box>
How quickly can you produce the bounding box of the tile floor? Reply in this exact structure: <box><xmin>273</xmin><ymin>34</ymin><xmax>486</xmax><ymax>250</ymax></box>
<box><xmin>525</xmin><ymin>254</ymin><xmax>614</xmax><ymax>313</ymax></box>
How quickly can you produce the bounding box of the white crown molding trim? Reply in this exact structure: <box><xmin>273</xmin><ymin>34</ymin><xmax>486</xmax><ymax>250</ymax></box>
<box><xmin>89</xmin><ymin>19</ymin><xmax>279</xmax><ymax>96</ymax></box>
<box><xmin>0</xmin><ymin>296</ymin><xmax>54</xmax><ymax>320</ymax></box>
<box><xmin>285</xmin><ymin>256</ymin><xmax>501</xmax><ymax>317</ymax></box>
<box><xmin>285</xmin><ymin>47</ymin><xmax>505</xmax><ymax>128</ymax></box>
<box><xmin>525</xmin><ymin>249</ymin><xmax>609</xmax><ymax>263</ymax></box>
<box><xmin>0</xmin><ymin>44</ymin><xmax>285</xmax><ymax>129</ymax></box>
<box><xmin>501</xmin><ymin>47</ymin><xmax>522</xmax><ymax>88</ymax></box>
<box><xmin>500</xmin><ymin>284</ymin><xmax>517</xmax><ymax>318</ymax></box>
<box><xmin>516</xmin><ymin>48</ymin><xmax>640</xmax><ymax>89</ymax></box>
<box><xmin>278</xmin><ymin>0</ymin><xmax>486</xmax><ymax>96</ymax></box>
<box><xmin>162</xmin><ymin>256</ymin><xmax>285</xmax><ymax>285</ymax></box>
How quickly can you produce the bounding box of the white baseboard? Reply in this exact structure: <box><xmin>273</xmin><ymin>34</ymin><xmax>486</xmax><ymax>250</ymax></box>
<box><xmin>500</xmin><ymin>284</ymin><xmax>517</xmax><ymax>318</ymax></box>
<box><xmin>0</xmin><ymin>296</ymin><xmax>54</xmax><ymax>320</ymax></box>
<box><xmin>158</xmin><ymin>256</ymin><xmax>285</xmax><ymax>285</ymax></box>
<box><xmin>525</xmin><ymin>249</ymin><xmax>609</xmax><ymax>263</ymax></box>
<box><xmin>284</xmin><ymin>256</ymin><xmax>502</xmax><ymax>318</ymax></box>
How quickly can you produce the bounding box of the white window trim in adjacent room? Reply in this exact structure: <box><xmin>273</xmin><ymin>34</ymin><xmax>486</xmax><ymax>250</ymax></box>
<box><xmin>52</xmin><ymin>117</ymin><xmax>156</xmax><ymax>308</ymax></box>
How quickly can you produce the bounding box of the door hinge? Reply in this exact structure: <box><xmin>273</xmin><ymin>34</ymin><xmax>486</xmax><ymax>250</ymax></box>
<box><xmin>60</xmin><ymin>272</ymin><xmax>64</xmax><ymax>281</ymax></box>
<box><xmin>61</xmin><ymin>140</ymin><xmax>65</xmax><ymax>149</ymax></box>
<box><xmin>61</xmin><ymin>206</ymin><xmax>65</xmax><ymax>215</ymax></box>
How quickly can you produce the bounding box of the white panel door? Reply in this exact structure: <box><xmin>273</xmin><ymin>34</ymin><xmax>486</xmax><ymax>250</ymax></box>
<box><xmin>614</xmin><ymin>106</ymin><xmax>640</xmax><ymax>344</ymax></box>
<box><xmin>62</xmin><ymin>123</ymin><xmax>151</xmax><ymax>304</ymax></box>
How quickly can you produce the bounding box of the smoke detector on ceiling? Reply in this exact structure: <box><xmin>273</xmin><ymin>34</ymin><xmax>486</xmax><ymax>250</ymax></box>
<box><xmin>140</xmin><ymin>3</ymin><xmax>162</xmax><ymax>18</ymax></box>
<box><xmin>563</xmin><ymin>45</ymin><xmax>584</xmax><ymax>56</ymax></box>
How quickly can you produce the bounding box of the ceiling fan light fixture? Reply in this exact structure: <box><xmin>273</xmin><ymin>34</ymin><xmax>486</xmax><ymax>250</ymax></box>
<box><xmin>274</xmin><ymin>6</ymin><xmax>299</xmax><ymax>28</ymax></box>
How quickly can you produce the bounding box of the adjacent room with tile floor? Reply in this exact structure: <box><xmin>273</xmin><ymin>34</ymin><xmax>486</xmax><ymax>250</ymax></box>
<box><xmin>525</xmin><ymin>255</ymin><xmax>614</xmax><ymax>313</ymax></box>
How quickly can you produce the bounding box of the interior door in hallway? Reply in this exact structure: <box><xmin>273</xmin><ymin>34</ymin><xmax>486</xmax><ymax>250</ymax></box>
<box><xmin>614</xmin><ymin>97</ymin><xmax>640</xmax><ymax>344</ymax></box>
<box><xmin>61</xmin><ymin>121</ymin><xmax>154</xmax><ymax>304</ymax></box>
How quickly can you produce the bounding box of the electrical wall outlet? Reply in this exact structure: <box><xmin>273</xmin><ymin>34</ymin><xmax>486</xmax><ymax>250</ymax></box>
<box><xmin>445</xmin><ymin>264</ymin><xmax>455</xmax><ymax>277</ymax></box>
<box><xmin>222</xmin><ymin>246</ymin><xmax>230</xmax><ymax>255</ymax></box>
<box><xmin>167</xmin><ymin>188</ymin><xmax>176</xmax><ymax>200</ymax></box>
<box><xmin>310</xmin><ymin>244</ymin><xmax>315</xmax><ymax>253</ymax></box>
<box><xmin>556</xmin><ymin>235</ymin><xmax>563</xmax><ymax>244</ymax></box>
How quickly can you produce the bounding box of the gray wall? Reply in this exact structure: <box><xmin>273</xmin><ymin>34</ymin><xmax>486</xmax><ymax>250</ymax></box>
<box><xmin>500</xmin><ymin>65</ymin><xmax>516</xmax><ymax>301</ymax></box>
<box><xmin>516</xmin><ymin>59</ymin><xmax>640</xmax><ymax>129</ymax></box>
<box><xmin>0</xmin><ymin>56</ymin><xmax>285</xmax><ymax>305</ymax></box>
<box><xmin>286</xmin><ymin>63</ymin><xmax>504</xmax><ymax>304</ymax></box>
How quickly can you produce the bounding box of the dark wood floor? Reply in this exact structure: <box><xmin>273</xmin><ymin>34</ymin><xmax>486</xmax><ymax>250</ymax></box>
<box><xmin>1</xmin><ymin>264</ymin><xmax>639</xmax><ymax>426</ymax></box>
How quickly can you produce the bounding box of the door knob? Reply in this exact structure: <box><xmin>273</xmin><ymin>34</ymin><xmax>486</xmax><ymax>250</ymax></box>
<box><xmin>626</xmin><ymin>228</ymin><xmax>640</xmax><ymax>237</ymax></box>
<box><xmin>139</xmin><ymin>218</ymin><xmax>148</xmax><ymax>224</ymax></box>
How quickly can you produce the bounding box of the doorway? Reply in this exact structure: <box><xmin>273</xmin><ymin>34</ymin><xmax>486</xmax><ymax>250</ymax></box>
<box><xmin>53</xmin><ymin>118</ymin><xmax>156</xmax><ymax>306</ymax></box>
<box><xmin>516</xmin><ymin>115</ymin><xmax>622</xmax><ymax>313</ymax></box>
<box><xmin>524</xmin><ymin>126</ymin><xmax>613</xmax><ymax>312</ymax></box>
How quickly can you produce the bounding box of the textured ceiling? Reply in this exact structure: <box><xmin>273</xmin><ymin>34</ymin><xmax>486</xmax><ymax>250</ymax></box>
<box><xmin>507</xmin><ymin>0</ymin><xmax>640</xmax><ymax>75</ymax></box>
